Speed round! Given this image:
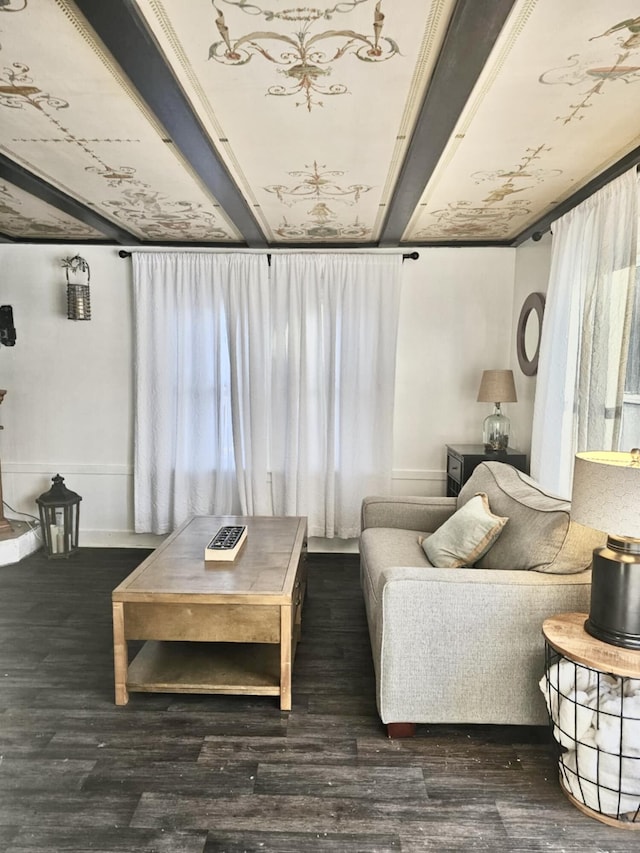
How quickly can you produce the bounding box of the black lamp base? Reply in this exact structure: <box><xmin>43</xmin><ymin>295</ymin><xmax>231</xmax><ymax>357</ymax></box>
<box><xmin>585</xmin><ymin>543</ymin><xmax>640</xmax><ymax>650</ymax></box>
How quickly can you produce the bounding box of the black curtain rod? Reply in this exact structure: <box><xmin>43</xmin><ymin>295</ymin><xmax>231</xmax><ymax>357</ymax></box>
<box><xmin>118</xmin><ymin>249</ymin><xmax>419</xmax><ymax>263</ymax></box>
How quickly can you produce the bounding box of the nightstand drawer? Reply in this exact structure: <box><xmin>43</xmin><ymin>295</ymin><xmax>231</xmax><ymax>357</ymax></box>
<box><xmin>447</xmin><ymin>455</ymin><xmax>462</xmax><ymax>481</ymax></box>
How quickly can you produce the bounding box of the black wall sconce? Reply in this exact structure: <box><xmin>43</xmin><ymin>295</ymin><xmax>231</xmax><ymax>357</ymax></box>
<box><xmin>0</xmin><ymin>305</ymin><xmax>16</xmax><ymax>346</ymax></box>
<box><xmin>62</xmin><ymin>255</ymin><xmax>91</xmax><ymax>320</ymax></box>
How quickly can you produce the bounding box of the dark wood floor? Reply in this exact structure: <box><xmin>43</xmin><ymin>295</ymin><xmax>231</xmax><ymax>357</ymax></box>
<box><xmin>0</xmin><ymin>548</ymin><xmax>638</xmax><ymax>852</ymax></box>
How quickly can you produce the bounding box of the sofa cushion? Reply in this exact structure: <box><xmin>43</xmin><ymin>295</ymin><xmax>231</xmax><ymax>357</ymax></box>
<box><xmin>360</xmin><ymin>527</ymin><xmax>432</xmax><ymax>607</ymax></box>
<box><xmin>419</xmin><ymin>493</ymin><xmax>508</xmax><ymax>568</ymax></box>
<box><xmin>457</xmin><ymin>462</ymin><xmax>605</xmax><ymax>573</ymax></box>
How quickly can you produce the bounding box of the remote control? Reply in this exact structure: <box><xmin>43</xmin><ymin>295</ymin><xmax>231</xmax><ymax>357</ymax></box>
<box><xmin>204</xmin><ymin>525</ymin><xmax>247</xmax><ymax>561</ymax></box>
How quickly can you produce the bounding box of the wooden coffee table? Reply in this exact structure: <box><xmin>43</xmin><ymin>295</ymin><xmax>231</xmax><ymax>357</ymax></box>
<box><xmin>111</xmin><ymin>515</ymin><xmax>307</xmax><ymax>710</ymax></box>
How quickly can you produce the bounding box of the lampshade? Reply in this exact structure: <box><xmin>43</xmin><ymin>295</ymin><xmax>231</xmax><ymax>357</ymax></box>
<box><xmin>477</xmin><ymin>370</ymin><xmax>517</xmax><ymax>403</ymax></box>
<box><xmin>571</xmin><ymin>450</ymin><xmax>640</xmax><ymax>540</ymax></box>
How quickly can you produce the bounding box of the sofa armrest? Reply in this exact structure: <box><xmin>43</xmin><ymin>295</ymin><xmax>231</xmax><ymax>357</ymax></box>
<box><xmin>373</xmin><ymin>566</ymin><xmax>591</xmax><ymax>725</ymax></box>
<box><xmin>361</xmin><ymin>495</ymin><xmax>457</xmax><ymax>533</ymax></box>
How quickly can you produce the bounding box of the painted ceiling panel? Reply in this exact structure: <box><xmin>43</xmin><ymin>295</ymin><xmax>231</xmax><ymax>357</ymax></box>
<box><xmin>0</xmin><ymin>0</ymin><xmax>241</xmax><ymax>242</ymax></box>
<box><xmin>0</xmin><ymin>0</ymin><xmax>639</xmax><ymax>247</ymax></box>
<box><xmin>404</xmin><ymin>0</ymin><xmax>640</xmax><ymax>243</ymax></box>
<box><xmin>134</xmin><ymin>0</ymin><xmax>455</xmax><ymax>243</ymax></box>
<box><xmin>0</xmin><ymin>178</ymin><xmax>104</xmax><ymax>240</ymax></box>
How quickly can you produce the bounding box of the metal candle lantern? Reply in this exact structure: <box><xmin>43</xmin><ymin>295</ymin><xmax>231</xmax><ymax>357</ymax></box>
<box><xmin>63</xmin><ymin>255</ymin><xmax>91</xmax><ymax>320</ymax></box>
<box><xmin>36</xmin><ymin>474</ymin><xmax>82</xmax><ymax>558</ymax></box>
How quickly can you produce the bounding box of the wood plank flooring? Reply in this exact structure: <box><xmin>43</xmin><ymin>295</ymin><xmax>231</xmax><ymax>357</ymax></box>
<box><xmin>0</xmin><ymin>547</ymin><xmax>638</xmax><ymax>851</ymax></box>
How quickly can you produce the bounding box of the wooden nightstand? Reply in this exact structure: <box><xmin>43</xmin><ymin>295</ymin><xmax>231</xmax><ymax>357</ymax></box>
<box><xmin>445</xmin><ymin>444</ymin><xmax>528</xmax><ymax>497</ymax></box>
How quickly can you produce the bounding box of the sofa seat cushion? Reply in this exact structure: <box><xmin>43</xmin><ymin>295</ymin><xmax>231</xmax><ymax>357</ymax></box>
<box><xmin>360</xmin><ymin>527</ymin><xmax>432</xmax><ymax>607</ymax></box>
<box><xmin>457</xmin><ymin>461</ymin><xmax>605</xmax><ymax>574</ymax></box>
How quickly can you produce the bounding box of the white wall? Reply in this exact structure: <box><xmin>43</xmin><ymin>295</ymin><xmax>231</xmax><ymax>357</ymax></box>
<box><xmin>0</xmin><ymin>241</ymin><xmax>550</xmax><ymax>547</ymax></box>
<box><xmin>0</xmin><ymin>245</ymin><xmax>143</xmax><ymax>544</ymax></box>
<box><xmin>393</xmin><ymin>246</ymin><xmax>516</xmax><ymax>495</ymax></box>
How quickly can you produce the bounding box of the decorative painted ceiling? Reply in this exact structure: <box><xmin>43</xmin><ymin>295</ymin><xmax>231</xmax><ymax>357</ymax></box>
<box><xmin>0</xmin><ymin>0</ymin><xmax>639</xmax><ymax>247</ymax></box>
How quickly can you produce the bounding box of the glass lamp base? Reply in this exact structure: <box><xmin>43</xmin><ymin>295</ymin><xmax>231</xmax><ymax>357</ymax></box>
<box><xmin>483</xmin><ymin>409</ymin><xmax>510</xmax><ymax>452</ymax></box>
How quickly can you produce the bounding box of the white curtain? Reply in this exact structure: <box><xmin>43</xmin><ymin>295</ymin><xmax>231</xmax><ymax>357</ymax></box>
<box><xmin>269</xmin><ymin>253</ymin><xmax>403</xmax><ymax>538</ymax></box>
<box><xmin>133</xmin><ymin>252</ymin><xmax>270</xmax><ymax>533</ymax></box>
<box><xmin>531</xmin><ymin>169</ymin><xmax>638</xmax><ymax>497</ymax></box>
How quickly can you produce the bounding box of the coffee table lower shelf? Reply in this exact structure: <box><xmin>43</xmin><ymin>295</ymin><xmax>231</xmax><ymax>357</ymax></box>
<box><xmin>127</xmin><ymin>640</ymin><xmax>281</xmax><ymax>697</ymax></box>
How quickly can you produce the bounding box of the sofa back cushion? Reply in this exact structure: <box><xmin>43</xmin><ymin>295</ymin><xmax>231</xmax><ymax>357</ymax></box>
<box><xmin>457</xmin><ymin>462</ymin><xmax>605</xmax><ymax>573</ymax></box>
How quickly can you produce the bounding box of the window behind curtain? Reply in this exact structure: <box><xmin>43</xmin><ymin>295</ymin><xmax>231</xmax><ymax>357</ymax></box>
<box><xmin>132</xmin><ymin>252</ymin><xmax>270</xmax><ymax>533</ymax></box>
<box><xmin>132</xmin><ymin>251</ymin><xmax>401</xmax><ymax>537</ymax></box>
<box><xmin>269</xmin><ymin>253</ymin><xmax>403</xmax><ymax>539</ymax></box>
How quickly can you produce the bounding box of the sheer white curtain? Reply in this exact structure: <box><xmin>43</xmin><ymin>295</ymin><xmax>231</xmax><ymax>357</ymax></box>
<box><xmin>133</xmin><ymin>252</ymin><xmax>270</xmax><ymax>533</ymax></box>
<box><xmin>269</xmin><ymin>253</ymin><xmax>403</xmax><ymax>538</ymax></box>
<box><xmin>621</xmin><ymin>268</ymin><xmax>640</xmax><ymax>449</ymax></box>
<box><xmin>531</xmin><ymin>169</ymin><xmax>638</xmax><ymax>497</ymax></box>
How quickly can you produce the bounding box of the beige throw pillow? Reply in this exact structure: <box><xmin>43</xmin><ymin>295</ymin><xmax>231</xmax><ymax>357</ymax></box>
<box><xmin>420</xmin><ymin>492</ymin><xmax>508</xmax><ymax>568</ymax></box>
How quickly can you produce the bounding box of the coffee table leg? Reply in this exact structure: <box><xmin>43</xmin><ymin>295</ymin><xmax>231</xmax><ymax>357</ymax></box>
<box><xmin>280</xmin><ymin>604</ymin><xmax>293</xmax><ymax>711</ymax></box>
<box><xmin>112</xmin><ymin>601</ymin><xmax>129</xmax><ymax>706</ymax></box>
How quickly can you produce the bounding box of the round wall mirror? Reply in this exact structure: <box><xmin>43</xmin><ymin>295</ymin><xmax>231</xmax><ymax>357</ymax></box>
<box><xmin>517</xmin><ymin>292</ymin><xmax>545</xmax><ymax>376</ymax></box>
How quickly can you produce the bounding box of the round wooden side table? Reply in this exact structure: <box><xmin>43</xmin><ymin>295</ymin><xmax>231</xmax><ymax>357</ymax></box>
<box><xmin>542</xmin><ymin>612</ymin><xmax>640</xmax><ymax>829</ymax></box>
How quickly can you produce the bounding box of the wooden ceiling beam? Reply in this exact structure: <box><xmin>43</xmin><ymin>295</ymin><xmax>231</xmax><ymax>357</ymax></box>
<box><xmin>0</xmin><ymin>154</ymin><xmax>139</xmax><ymax>244</ymax></box>
<box><xmin>379</xmin><ymin>0</ymin><xmax>517</xmax><ymax>247</ymax></box>
<box><xmin>73</xmin><ymin>0</ymin><xmax>267</xmax><ymax>249</ymax></box>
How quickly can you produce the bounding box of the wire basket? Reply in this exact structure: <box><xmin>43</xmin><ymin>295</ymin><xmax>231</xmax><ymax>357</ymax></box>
<box><xmin>541</xmin><ymin>645</ymin><xmax>640</xmax><ymax>828</ymax></box>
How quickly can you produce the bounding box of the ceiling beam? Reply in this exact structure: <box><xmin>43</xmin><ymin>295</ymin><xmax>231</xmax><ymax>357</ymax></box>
<box><xmin>0</xmin><ymin>154</ymin><xmax>139</xmax><ymax>244</ymax></box>
<box><xmin>378</xmin><ymin>0</ymin><xmax>517</xmax><ymax>247</ymax></box>
<box><xmin>73</xmin><ymin>0</ymin><xmax>267</xmax><ymax>248</ymax></box>
<box><xmin>513</xmin><ymin>145</ymin><xmax>640</xmax><ymax>245</ymax></box>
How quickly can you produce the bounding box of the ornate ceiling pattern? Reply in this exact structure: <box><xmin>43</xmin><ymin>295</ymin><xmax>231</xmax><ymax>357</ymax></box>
<box><xmin>0</xmin><ymin>0</ymin><xmax>639</xmax><ymax>248</ymax></box>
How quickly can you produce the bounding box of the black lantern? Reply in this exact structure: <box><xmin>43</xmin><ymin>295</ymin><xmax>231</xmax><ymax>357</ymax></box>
<box><xmin>36</xmin><ymin>474</ymin><xmax>82</xmax><ymax>558</ymax></box>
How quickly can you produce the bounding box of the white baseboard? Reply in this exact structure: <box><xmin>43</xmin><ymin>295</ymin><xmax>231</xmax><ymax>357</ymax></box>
<box><xmin>308</xmin><ymin>537</ymin><xmax>359</xmax><ymax>554</ymax></box>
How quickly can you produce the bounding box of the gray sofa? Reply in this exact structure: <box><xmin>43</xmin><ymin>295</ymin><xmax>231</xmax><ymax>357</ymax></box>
<box><xmin>359</xmin><ymin>461</ymin><xmax>606</xmax><ymax>737</ymax></box>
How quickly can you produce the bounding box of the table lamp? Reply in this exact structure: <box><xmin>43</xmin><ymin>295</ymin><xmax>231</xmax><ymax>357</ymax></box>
<box><xmin>477</xmin><ymin>369</ymin><xmax>517</xmax><ymax>452</ymax></box>
<box><xmin>570</xmin><ymin>449</ymin><xmax>640</xmax><ymax>649</ymax></box>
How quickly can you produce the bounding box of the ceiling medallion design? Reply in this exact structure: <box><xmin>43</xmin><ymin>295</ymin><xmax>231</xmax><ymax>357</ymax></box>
<box><xmin>0</xmin><ymin>62</ymin><xmax>68</xmax><ymax>111</ymax></box>
<box><xmin>209</xmin><ymin>1</ymin><xmax>399</xmax><ymax>111</ymax></box>
<box><xmin>0</xmin><ymin>63</ymin><xmax>141</xmax><ymax>185</ymax></box>
<box><xmin>85</xmin><ymin>164</ymin><xmax>141</xmax><ymax>187</ymax></box>
<box><xmin>0</xmin><ymin>1</ymin><xmax>27</xmax><ymax>12</ymax></box>
<box><xmin>264</xmin><ymin>160</ymin><xmax>371</xmax><ymax>205</ymax></box>
<box><xmin>0</xmin><ymin>182</ymin><xmax>96</xmax><ymax>238</ymax></box>
<box><xmin>266</xmin><ymin>159</ymin><xmax>372</xmax><ymax>240</ymax></box>
<box><xmin>275</xmin><ymin>204</ymin><xmax>369</xmax><ymax>240</ymax></box>
<box><xmin>102</xmin><ymin>189</ymin><xmax>230</xmax><ymax>241</ymax></box>
<box><xmin>540</xmin><ymin>16</ymin><xmax>640</xmax><ymax>125</ymax></box>
<box><xmin>471</xmin><ymin>145</ymin><xmax>562</xmax><ymax>204</ymax></box>
<box><xmin>414</xmin><ymin>145</ymin><xmax>563</xmax><ymax>240</ymax></box>
<box><xmin>216</xmin><ymin>0</ymin><xmax>370</xmax><ymax>22</ymax></box>
<box><xmin>417</xmin><ymin>199</ymin><xmax>531</xmax><ymax>240</ymax></box>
